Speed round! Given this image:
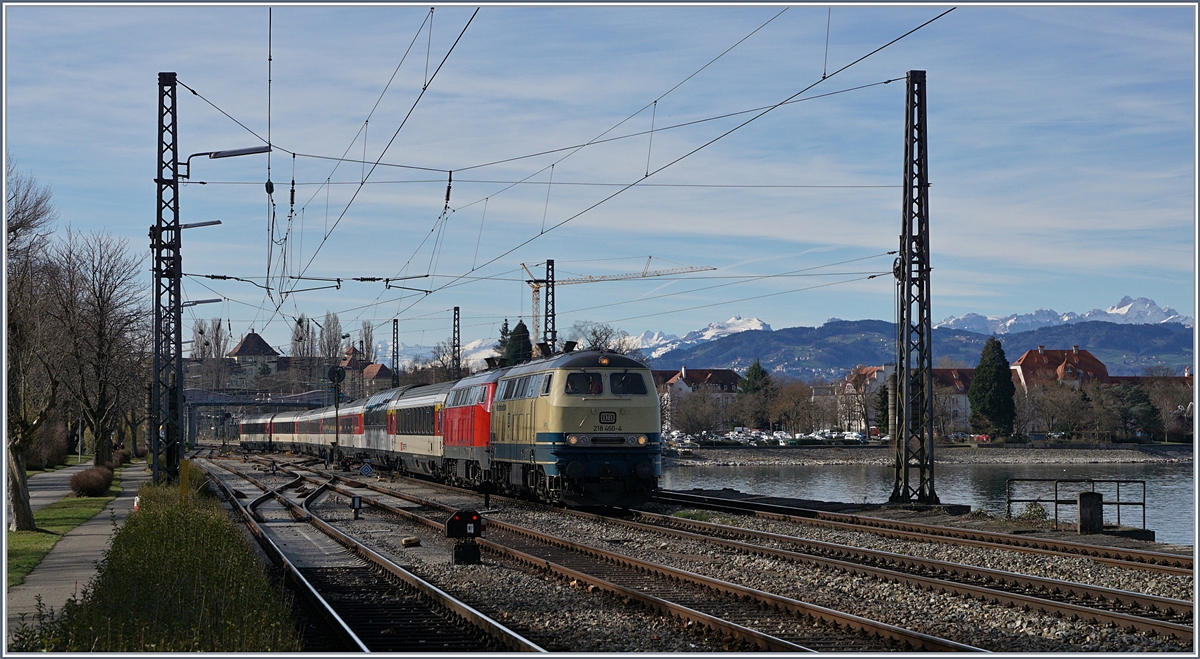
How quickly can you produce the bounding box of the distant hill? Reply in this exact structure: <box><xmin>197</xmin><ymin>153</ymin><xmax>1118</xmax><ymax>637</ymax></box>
<box><xmin>650</xmin><ymin>320</ymin><xmax>1192</xmax><ymax>380</ymax></box>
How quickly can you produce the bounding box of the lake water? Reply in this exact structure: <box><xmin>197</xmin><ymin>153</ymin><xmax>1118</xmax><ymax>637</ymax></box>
<box><xmin>661</xmin><ymin>461</ymin><xmax>1196</xmax><ymax>546</ymax></box>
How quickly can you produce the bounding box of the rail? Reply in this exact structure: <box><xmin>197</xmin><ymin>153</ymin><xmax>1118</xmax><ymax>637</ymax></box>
<box><xmin>1006</xmin><ymin>479</ymin><xmax>1146</xmax><ymax>530</ymax></box>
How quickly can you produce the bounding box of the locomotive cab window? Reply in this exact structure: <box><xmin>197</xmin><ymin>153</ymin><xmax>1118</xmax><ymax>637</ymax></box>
<box><xmin>565</xmin><ymin>372</ymin><xmax>603</xmax><ymax>396</ymax></box>
<box><xmin>610</xmin><ymin>372</ymin><xmax>647</xmax><ymax>395</ymax></box>
<box><xmin>541</xmin><ymin>373</ymin><xmax>553</xmax><ymax>395</ymax></box>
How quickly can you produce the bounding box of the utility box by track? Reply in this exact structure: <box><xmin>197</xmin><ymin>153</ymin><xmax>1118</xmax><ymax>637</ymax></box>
<box><xmin>1078</xmin><ymin>491</ymin><xmax>1103</xmax><ymax>534</ymax></box>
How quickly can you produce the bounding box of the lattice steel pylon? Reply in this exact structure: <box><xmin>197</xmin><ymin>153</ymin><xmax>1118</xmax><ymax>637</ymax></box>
<box><xmin>392</xmin><ymin>319</ymin><xmax>400</xmax><ymax>388</ymax></box>
<box><xmin>543</xmin><ymin>260</ymin><xmax>556</xmax><ymax>353</ymax></box>
<box><xmin>890</xmin><ymin>70</ymin><xmax>938</xmax><ymax>504</ymax></box>
<box><xmin>452</xmin><ymin>306</ymin><xmax>462</xmax><ymax>379</ymax></box>
<box><xmin>150</xmin><ymin>72</ymin><xmax>184</xmax><ymax>483</ymax></box>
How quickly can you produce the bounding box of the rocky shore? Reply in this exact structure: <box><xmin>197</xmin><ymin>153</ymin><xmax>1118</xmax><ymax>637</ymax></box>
<box><xmin>665</xmin><ymin>445</ymin><xmax>1192</xmax><ymax>467</ymax></box>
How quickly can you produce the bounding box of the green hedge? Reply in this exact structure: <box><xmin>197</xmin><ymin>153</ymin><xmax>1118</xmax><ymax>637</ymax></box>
<box><xmin>10</xmin><ymin>482</ymin><xmax>301</xmax><ymax>652</ymax></box>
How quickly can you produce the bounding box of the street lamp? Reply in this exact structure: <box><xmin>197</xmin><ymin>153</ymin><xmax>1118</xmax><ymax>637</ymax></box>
<box><xmin>151</xmin><ymin>71</ymin><xmax>271</xmax><ymax>484</ymax></box>
<box><xmin>181</xmin><ymin>145</ymin><xmax>271</xmax><ymax>180</ymax></box>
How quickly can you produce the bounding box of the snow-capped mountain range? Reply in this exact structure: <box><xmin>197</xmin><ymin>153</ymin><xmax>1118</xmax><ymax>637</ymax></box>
<box><xmin>632</xmin><ymin>316</ymin><xmax>771</xmax><ymax>358</ymax></box>
<box><xmin>935</xmin><ymin>296</ymin><xmax>1193</xmax><ymax>335</ymax></box>
<box><xmin>379</xmin><ymin>316</ymin><xmax>772</xmax><ymax>369</ymax></box>
<box><xmin>372</xmin><ymin>298</ymin><xmax>1187</xmax><ymax>371</ymax></box>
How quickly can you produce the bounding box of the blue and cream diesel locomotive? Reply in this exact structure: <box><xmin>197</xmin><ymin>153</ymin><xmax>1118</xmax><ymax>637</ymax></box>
<box><xmin>240</xmin><ymin>349</ymin><xmax>661</xmax><ymax>508</ymax></box>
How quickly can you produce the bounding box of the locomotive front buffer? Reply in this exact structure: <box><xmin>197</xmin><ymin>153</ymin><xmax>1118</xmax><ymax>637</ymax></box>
<box><xmin>446</xmin><ymin>509</ymin><xmax>483</xmax><ymax>565</ymax></box>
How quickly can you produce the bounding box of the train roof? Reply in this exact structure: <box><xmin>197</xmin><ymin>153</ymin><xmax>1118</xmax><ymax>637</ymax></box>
<box><xmin>500</xmin><ymin>349</ymin><xmax>649</xmax><ymax>378</ymax></box>
<box><xmin>393</xmin><ymin>380</ymin><xmax>454</xmax><ymax>402</ymax></box>
<box><xmin>450</xmin><ymin>368</ymin><xmax>508</xmax><ymax>388</ymax></box>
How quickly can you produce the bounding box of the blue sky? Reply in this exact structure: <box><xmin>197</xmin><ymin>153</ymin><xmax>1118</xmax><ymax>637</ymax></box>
<box><xmin>5</xmin><ymin>4</ymin><xmax>1195</xmax><ymax>355</ymax></box>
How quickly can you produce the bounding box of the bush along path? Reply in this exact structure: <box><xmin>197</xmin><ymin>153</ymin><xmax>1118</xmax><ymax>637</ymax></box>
<box><xmin>9</xmin><ymin>479</ymin><xmax>302</xmax><ymax>652</ymax></box>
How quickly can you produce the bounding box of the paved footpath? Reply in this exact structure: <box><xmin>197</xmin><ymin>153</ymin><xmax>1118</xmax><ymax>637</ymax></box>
<box><xmin>23</xmin><ymin>463</ymin><xmax>94</xmax><ymax>513</ymax></box>
<box><xmin>6</xmin><ymin>462</ymin><xmax>153</xmax><ymax>645</ymax></box>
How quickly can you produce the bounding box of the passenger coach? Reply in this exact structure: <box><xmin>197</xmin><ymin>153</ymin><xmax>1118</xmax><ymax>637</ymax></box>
<box><xmin>240</xmin><ymin>348</ymin><xmax>661</xmax><ymax>508</ymax></box>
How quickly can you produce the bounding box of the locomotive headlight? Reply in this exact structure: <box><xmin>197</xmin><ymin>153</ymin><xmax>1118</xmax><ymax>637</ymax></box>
<box><xmin>567</xmin><ymin>434</ymin><xmax>579</xmax><ymax>445</ymax></box>
<box><xmin>636</xmin><ymin>435</ymin><xmax>648</xmax><ymax>446</ymax></box>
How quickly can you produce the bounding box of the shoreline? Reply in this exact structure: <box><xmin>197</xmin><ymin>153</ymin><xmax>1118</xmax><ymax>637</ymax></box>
<box><xmin>664</xmin><ymin>445</ymin><xmax>1194</xmax><ymax>467</ymax></box>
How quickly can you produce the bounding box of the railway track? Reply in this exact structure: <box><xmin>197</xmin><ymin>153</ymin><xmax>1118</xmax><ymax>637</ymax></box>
<box><xmin>195</xmin><ymin>459</ymin><xmax>544</xmax><ymax>653</ymax></box>
<box><xmin>576</xmin><ymin>507</ymin><xmax>1193</xmax><ymax>639</ymax></box>
<box><xmin>268</xmin><ymin>463</ymin><xmax>978</xmax><ymax>652</ymax></box>
<box><xmin>652</xmin><ymin>490</ymin><xmax>1194</xmax><ymax>575</ymax></box>
<box><xmin>245</xmin><ymin>457</ymin><xmax>1194</xmax><ymax>649</ymax></box>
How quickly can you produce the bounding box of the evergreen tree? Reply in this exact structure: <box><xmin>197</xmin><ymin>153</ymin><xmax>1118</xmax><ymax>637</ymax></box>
<box><xmin>967</xmin><ymin>337</ymin><xmax>1016</xmax><ymax>437</ymax></box>
<box><xmin>738</xmin><ymin>359</ymin><xmax>772</xmax><ymax>395</ymax></box>
<box><xmin>875</xmin><ymin>384</ymin><xmax>890</xmax><ymax>434</ymax></box>
<box><xmin>494</xmin><ymin>318</ymin><xmax>510</xmax><ymax>355</ymax></box>
<box><xmin>501</xmin><ymin>320</ymin><xmax>532</xmax><ymax>364</ymax></box>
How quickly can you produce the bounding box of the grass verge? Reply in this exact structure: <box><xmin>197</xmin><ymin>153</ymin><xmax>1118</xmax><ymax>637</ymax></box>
<box><xmin>672</xmin><ymin>509</ymin><xmax>738</xmax><ymax>525</ymax></box>
<box><xmin>25</xmin><ymin>454</ymin><xmax>95</xmax><ymax>478</ymax></box>
<box><xmin>6</xmin><ymin>470</ymin><xmax>121</xmax><ymax>589</ymax></box>
<box><xmin>9</xmin><ymin>481</ymin><xmax>302</xmax><ymax>652</ymax></box>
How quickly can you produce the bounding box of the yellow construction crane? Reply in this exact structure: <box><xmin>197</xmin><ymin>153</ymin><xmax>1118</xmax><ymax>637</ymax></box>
<box><xmin>520</xmin><ymin>257</ymin><xmax>716</xmax><ymax>346</ymax></box>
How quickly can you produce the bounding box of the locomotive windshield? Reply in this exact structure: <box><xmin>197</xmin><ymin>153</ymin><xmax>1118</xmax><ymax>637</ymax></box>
<box><xmin>609</xmin><ymin>372</ymin><xmax>648</xmax><ymax>395</ymax></box>
<box><xmin>564</xmin><ymin>372</ymin><xmax>603</xmax><ymax>395</ymax></box>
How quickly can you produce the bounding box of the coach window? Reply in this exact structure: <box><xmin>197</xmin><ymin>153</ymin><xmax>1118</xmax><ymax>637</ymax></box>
<box><xmin>565</xmin><ymin>372</ymin><xmax>603</xmax><ymax>396</ymax></box>
<box><xmin>610</xmin><ymin>372</ymin><xmax>648</xmax><ymax>395</ymax></box>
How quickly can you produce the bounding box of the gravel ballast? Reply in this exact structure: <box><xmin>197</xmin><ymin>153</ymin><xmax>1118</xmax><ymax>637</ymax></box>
<box><xmin>219</xmin><ymin>458</ymin><xmax>1192</xmax><ymax>653</ymax></box>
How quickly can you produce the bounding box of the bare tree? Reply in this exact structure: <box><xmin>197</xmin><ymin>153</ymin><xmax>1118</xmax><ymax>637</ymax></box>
<box><xmin>361</xmin><ymin>320</ymin><xmax>376</xmax><ymax>364</ymax></box>
<box><xmin>1140</xmin><ymin>368</ymin><xmax>1193</xmax><ymax>442</ymax></box>
<box><xmin>1041</xmin><ymin>383</ymin><xmax>1091</xmax><ymax>438</ymax></box>
<box><xmin>44</xmin><ymin>229</ymin><xmax>146</xmax><ymax>468</ymax></box>
<box><xmin>567</xmin><ymin>320</ymin><xmax>642</xmax><ymax>356</ymax></box>
<box><xmin>319</xmin><ymin>311</ymin><xmax>343</xmax><ymax>364</ymax></box>
<box><xmin>114</xmin><ymin>318</ymin><xmax>152</xmax><ymax>452</ymax></box>
<box><xmin>6</xmin><ymin>158</ymin><xmax>59</xmax><ymax>531</ymax></box>
<box><xmin>291</xmin><ymin>314</ymin><xmax>317</xmax><ymax>359</ymax></box>
<box><xmin>208</xmin><ymin>317</ymin><xmax>229</xmax><ymax>358</ymax></box>
<box><xmin>6</xmin><ymin>152</ymin><xmax>57</xmax><ymax>259</ymax></box>
<box><xmin>191</xmin><ymin>319</ymin><xmax>212</xmax><ymax>359</ymax></box>
<box><xmin>844</xmin><ymin>366</ymin><xmax>874</xmax><ymax>432</ymax></box>
<box><xmin>426</xmin><ymin>339</ymin><xmax>456</xmax><ymax>382</ymax></box>
<box><xmin>287</xmin><ymin>314</ymin><xmax>319</xmax><ymax>392</ymax></box>
<box><xmin>1012</xmin><ymin>386</ymin><xmax>1044</xmax><ymax>438</ymax></box>
<box><xmin>770</xmin><ymin>380</ymin><xmax>815</xmax><ymax>436</ymax></box>
<box><xmin>931</xmin><ymin>386</ymin><xmax>957</xmax><ymax>440</ymax></box>
<box><xmin>673</xmin><ymin>389</ymin><xmax>724</xmax><ymax>436</ymax></box>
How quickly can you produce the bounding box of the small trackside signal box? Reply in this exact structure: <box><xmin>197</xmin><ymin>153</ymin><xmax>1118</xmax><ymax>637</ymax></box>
<box><xmin>446</xmin><ymin>509</ymin><xmax>483</xmax><ymax>564</ymax></box>
<box><xmin>445</xmin><ymin>509</ymin><xmax>483</xmax><ymax>538</ymax></box>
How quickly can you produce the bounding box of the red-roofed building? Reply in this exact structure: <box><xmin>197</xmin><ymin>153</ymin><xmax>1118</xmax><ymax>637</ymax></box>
<box><xmin>652</xmin><ymin>366</ymin><xmax>742</xmax><ymax>431</ymax></box>
<box><xmin>361</xmin><ymin>363</ymin><xmax>395</xmax><ymax>396</ymax></box>
<box><xmin>225</xmin><ymin>331</ymin><xmax>281</xmax><ymax>388</ymax></box>
<box><xmin>1011</xmin><ymin>345</ymin><xmax>1108</xmax><ymax>392</ymax></box>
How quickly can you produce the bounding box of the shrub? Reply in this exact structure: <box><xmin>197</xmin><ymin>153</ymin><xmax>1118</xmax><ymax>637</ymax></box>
<box><xmin>10</xmin><ymin>483</ymin><xmax>302</xmax><ymax>652</ymax></box>
<box><xmin>134</xmin><ymin>445</ymin><xmax>147</xmax><ymax>458</ymax></box>
<box><xmin>182</xmin><ymin>463</ymin><xmax>215</xmax><ymax>500</ymax></box>
<box><xmin>1014</xmin><ymin>502</ymin><xmax>1048</xmax><ymax>521</ymax></box>
<box><xmin>70</xmin><ymin>466</ymin><xmax>114</xmax><ymax>497</ymax></box>
<box><xmin>113</xmin><ymin>449</ymin><xmax>131</xmax><ymax>465</ymax></box>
